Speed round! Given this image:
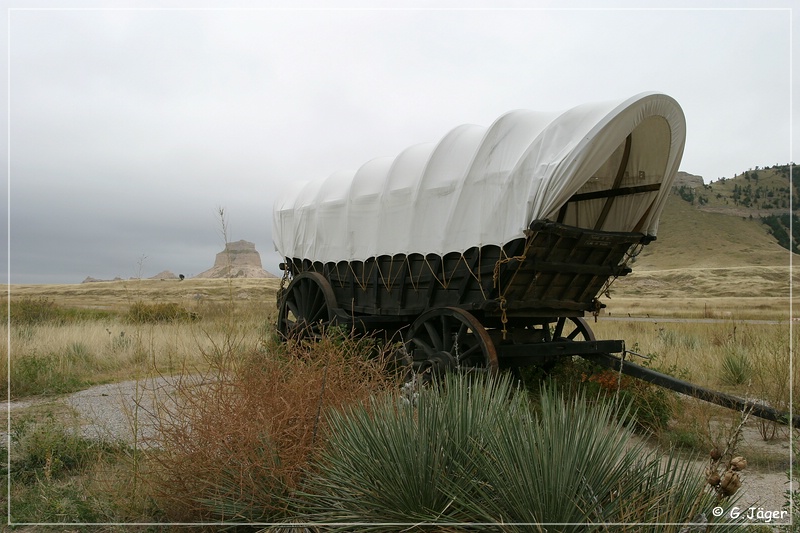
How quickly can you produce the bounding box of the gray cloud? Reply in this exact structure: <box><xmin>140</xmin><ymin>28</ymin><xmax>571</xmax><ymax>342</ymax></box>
<box><xmin>4</xmin><ymin>4</ymin><xmax>796</xmax><ymax>283</ymax></box>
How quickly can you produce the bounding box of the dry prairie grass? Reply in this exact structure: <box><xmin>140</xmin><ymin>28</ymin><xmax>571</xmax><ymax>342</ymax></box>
<box><xmin>610</xmin><ymin>265</ymin><xmax>794</xmax><ymax>297</ymax></box>
<box><xmin>3</xmin><ymin>291</ymin><xmax>278</xmax><ymax>399</ymax></box>
<box><xmin>591</xmin><ymin>320</ymin><xmax>796</xmax><ymax>388</ymax></box>
<box><xmin>598</xmin><ymin>296</ymin><xmax>793</xmax><ymax>320</ymax></box>
<box><xmin>8</xmin><ymin>277</ymin><xmax>282</xmax><ymax>312</ymax></box>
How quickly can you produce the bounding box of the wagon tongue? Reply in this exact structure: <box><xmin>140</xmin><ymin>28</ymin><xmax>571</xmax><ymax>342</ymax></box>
<box><xmin>586</xmin><ymin>352</ymin><xmax>800</xmax><ymax>428</ymax></box>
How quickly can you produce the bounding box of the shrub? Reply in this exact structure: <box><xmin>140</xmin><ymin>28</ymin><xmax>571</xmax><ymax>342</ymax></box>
<box><xmin>9</xmin><ymin>412</ymin><xmax>127</xmax><ymax>483</ymax></box>
<box><xmin>6</xmin><ymin>412</ymin><xmax>140</xmax><ymax>523</ymax></box>
<box><xmin>657</xmin><ymin>327</ymin><xmax>700</xmax><ymax>350</ymax></box>
<box><xmin>10</xmin><ymin>352</ymin><xmax>90</xmax><ymax>398</ymax></box>
<box><xmin>5</xmin><ymin>297</ymin><xmax>60</xmax><ymax>324</ymax></box>
<box><xmin>528</xmin><ymin>354</ymin><xmax>677</xmax><ymax>432</ymax></box>
<box><xmin>146</xmin><ymin>331</ymin><xmax>391</xmax><ymax>523</ymax></box>
<box><xmin>748</xmin><ymin>332</ymin><xmax>792</xmax><ymax>441</ymax></box>
<box><xmin>298</xmin><ymin>374</ymin><xmax>742</xmax><ymax>531</ymax></box>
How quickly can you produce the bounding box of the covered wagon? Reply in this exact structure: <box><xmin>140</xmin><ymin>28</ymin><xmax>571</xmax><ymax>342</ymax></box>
<box><xmin>272</xmin><ymin>92</ymin><xmax>685</xmax><ymax>377</ymax></box>
<box><xmin>270</xmin><ymin>91</ymin><xmax>800</xmax><ymax>428</ymax></box>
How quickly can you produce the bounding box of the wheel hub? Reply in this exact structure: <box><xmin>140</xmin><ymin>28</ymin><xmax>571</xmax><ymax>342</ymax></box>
<box><xmin>428</xmin><ymin>351</ymin><xmax>457</xmax><ymax>372</ymax></box>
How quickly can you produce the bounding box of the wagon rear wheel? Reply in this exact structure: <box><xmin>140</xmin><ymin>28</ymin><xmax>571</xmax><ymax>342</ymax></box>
<box><xmin>277</xmin><ymin>272</ymin><xmax>337</xmax><ymax>340</ymax></box>
<box><xmin>551</xmin><ymin>316</ymin><xmax>596</xmax><ymax>342</ymax></box>
<box><xmin>405</xmin><ymin>307</ymin><xmax>498</xmax><ymax>380</ymax></box>
<box><xmin>510</xmin><ymin>316</ymin><xmax>598</xmax><ymax>387</ymax></box>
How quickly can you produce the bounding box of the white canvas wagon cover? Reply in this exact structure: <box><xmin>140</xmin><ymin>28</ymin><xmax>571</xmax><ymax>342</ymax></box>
<box><xmin>273</xmin><ymin>92</ymin><xmax>686</xmax><ymax>264</ymax></box>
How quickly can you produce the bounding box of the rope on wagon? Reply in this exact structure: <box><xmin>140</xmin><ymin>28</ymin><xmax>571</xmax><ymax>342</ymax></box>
<box><xmin>406</xmin><ymin>256</ymin><xmax>420</xmax><ymax>292</ymax></box>
<box><xmin>460</xmin><ymin>250</ymin><xmax>488</xmax><ymax>301</ymax></box>
<box><xmin>333</xmin><ymin>262</ymin><xmax>347</xmax><ymax>289</ymax></box>
<box><xmin>376</xmin><ymin>258</ymin><xmax>391</xmax><ymax>291</ymax></box>
<box><xmin>424</xmin><ymin>256</ymin><xmax>446</xmax><ymax>289</ymax></box>
<box><xmin>491</xmin><ymin>232</ymin><xmax>536</xmax><ymax>339</ymax></box>
<box><xmin>347</xmin><ymin>261</ymin><xmax>371</xmax><ymax>291</ymax></box>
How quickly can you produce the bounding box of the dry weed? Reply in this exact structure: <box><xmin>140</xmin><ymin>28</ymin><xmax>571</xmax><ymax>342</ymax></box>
<box><xmin>144</xmin><ymin>332</ymin><xmax>393</xmax><ymax>522</ymax></box>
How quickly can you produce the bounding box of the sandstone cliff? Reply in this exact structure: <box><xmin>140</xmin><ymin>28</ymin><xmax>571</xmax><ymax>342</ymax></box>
<box><xmin>194</xmin><ymin>240</ymin><xmax>277</xmax><ymax>279</ymax></box>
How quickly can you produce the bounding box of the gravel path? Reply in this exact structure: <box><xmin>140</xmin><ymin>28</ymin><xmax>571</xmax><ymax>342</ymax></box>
<box><xmin>3</xmin><ymin>375</ymin><xmax>187</xmax><ymax>448</ymax></box>
<box><xmin>62</xmin><ymin>376</ymin><xmax>181</xmax><ymax>446</ymax></box>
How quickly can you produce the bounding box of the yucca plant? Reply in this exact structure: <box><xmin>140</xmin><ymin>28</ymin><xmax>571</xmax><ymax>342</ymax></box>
<box><xmin>297</xmin><ymin>374</ymin><xmax>744</xmax><ymax>532</ymax></box>
<box><xmin>295</xmin><ymin>373</ymin><xmax>526</xmax><ymax>528</ymax></box>
<box><xmin>719</xmin><ymin>346</ymin><xmax>752</xmax><ymax>386</ymax></box>
<box><xmin>445</xmin><ymin>387</ymin><xmax>640</xmax><ymax>529</ymax></box>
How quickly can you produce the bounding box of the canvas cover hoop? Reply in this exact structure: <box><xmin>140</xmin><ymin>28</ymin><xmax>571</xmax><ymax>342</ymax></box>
<box><xmin>273</xmin><ymin>92</ymin><xmax>686</xmax><ymax>265</ymax></box>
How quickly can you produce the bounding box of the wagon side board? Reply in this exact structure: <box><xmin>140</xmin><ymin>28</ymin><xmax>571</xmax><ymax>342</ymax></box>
<box><xmin>282</xmin><ymin>219</ymin><xmax>651</xmax><ymax>325</ymax></box>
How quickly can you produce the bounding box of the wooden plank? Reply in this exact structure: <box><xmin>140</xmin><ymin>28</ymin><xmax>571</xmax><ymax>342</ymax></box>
<box><xmin>595</xmin><ymin>134</ymin><xmax>633</xmax><ymax>230</ymax></box>
<box><xmin>568</xmin><ymin>182</ymin><xmax>661</xmax><ymax>203</ymax></box>
<box><xmin>423</xmin><ymin>255</ymin><xmax>442</xmax><ymax>308</ymax></box>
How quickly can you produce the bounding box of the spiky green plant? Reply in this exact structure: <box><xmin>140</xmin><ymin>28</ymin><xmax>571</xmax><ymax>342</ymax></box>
<box><xmin>297</xmin><ymin>374</ymin><xmax>744</xmax><ymax>532</ymax></box>
<box><xmin>294</xmin><ymin>373</ymin><xmax>525</xmax><ymax>528</ymax></box>
<box><xmin>719</xmin><ymin>346</ymin><xmax>752</xmax><ymax>386</ymax></box>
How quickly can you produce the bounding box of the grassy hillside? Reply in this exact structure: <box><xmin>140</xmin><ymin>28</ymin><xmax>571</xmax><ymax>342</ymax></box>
<box><xmin>671</xmin><ymin>164</ymin><xmax>798</xmax><ymax>254</ymax></box>
<box><xmin>633</xmin><ymin>191</ymin><xmax>791</xmax><ymax>271</ymax></box>
<box><xmin>678</xmin><ymin>164</ymin><xmax>794</xmax><ymax>214</ymax></box>
<box><xmin>608</xmin><ymin>177</ymin><xmax>795</xmax><ymax>309</ymax></box>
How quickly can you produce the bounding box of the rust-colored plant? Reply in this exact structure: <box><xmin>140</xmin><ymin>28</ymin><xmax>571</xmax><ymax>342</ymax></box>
<box><xmin>144</xmin><ymin>331</ymin><xmax>392</xmax><ymax>523</ymax></box>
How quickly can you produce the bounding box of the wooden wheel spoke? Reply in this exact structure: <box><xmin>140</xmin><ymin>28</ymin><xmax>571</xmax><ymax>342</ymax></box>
<box><xmin>295</xmin><ymin>281</ymin><xmax>305</xmax><ymax>310</ymax></box>
<box><xmin>440</xmin><ymin>315</ymin><xmax>453</xmax><ymax>351</ymax></box>
<box><xmin>412</xmin><ymin>337</ymin><xmax>435</xmax><ymax>356</ymax></box>
<box><xmin>553</xmin><ymin>317</ymin><xmax>566</xmax><ymax>339</ymax></box>
<box><xmin>309</xmin><ymin>290</ymin><xmax>326</xmax><ymax>321</ymax></box>
<box><xmin>424</xmin><ymin>321</ymin><xmax>442</xmax><ymax>351</ymax></box>
<box><xmin>455</xmin><ymin>322</ymin><xmax>468</xmax><ymax>343</ymax></box>
<box><xmin>305</xmin><ymin>284</ymin><xmax>314</xmax><ymax>315</ymax></box>
<box><xmin>547</xmin><ymin>317</ymin><xmax>595</xmax><ymax>343</ymax></box>
<box><xmin>457</xmin><ymin>343</ymin><xmax>481</xmax><ymax>361</ymax></box>
<box><xmin>286</xmin><ymin>301</ymin><xmax>300</xmax><ymax>322</ymax></box>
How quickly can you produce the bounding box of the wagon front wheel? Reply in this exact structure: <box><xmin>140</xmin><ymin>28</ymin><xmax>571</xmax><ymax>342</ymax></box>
<box><xmin>406</xmin><ymin>307</ymin><xmax>498</xmax><ymax>379</ymax></box>
<box><xmin>277</xmin><ymin>272</ymin><xmax>337</xmax><ymax>340</ymax></box>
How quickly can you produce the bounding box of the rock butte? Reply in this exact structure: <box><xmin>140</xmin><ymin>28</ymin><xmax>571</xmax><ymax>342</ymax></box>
<box><xmin>194</xmin><ymin>240</ymin><xmax>278</xmax><ymax>279</ymax></box>
<box><xmin>81</xmin><ymin>240</ymin><xmax>277</xmax><ymax>282</ymax></box>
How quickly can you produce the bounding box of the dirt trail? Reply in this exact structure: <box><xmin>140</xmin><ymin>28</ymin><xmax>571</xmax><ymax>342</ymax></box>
<box><xmin>674</xmin><ymin>423</ymin><xmax>794</xmax><ymax>526</ymax></box>
<box><xmin>2</xmin><ymin>375</ymin><xmax>186</xmax><ymax>448</ymax></box>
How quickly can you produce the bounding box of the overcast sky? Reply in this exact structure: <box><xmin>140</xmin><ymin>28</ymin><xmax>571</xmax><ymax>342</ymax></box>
<box><xmin>3</xmin><ymin>0</ymin><xmax>797</xmax><ymax>284</ymax></box>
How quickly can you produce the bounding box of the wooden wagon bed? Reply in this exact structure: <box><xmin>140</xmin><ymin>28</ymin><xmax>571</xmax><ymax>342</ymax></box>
<box><xmin>282</xmin><ymin>220</ymin><xmax>649</xmax><ymax>324</ymax></box>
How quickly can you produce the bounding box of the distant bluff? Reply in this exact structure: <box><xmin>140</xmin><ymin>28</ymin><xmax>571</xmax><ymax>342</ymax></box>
<box><xmin>194</xmin><ymin>240</ymin><xmax>277</xmax><ymax>279</ymax></box>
